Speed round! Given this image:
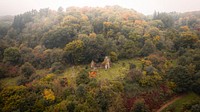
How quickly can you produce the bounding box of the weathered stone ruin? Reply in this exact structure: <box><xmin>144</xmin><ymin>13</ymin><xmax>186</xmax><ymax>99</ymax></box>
<box><xmin>90</xmin><ymin>56</ymin><xmax>111</xmax><ymax>70</ymax></box>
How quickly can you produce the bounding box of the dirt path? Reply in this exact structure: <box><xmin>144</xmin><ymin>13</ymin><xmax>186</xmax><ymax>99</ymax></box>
<box><xmin>156</xmin><ymin>95</ymin><xmax>184</xmax><ymax>112</ymax></box>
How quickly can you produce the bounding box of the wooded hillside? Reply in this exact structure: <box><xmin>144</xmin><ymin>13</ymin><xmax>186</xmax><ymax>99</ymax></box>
<box><xmin>0</xmin><ymin>6</ymin><xmax>200</xmax><ymax>112</ymax></box>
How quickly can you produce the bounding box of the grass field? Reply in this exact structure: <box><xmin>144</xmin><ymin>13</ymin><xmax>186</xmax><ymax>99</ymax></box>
<box><xmin>61</xmin><ymin>59</ymin><xmax>142</xmax><ymax>80</ymax></box>
<box><xmin>0</xmin><ymin>59</ymin><xmax>142</xmax><ymax>87</ymax></box>
<box><xmin>96</xmin><ymin>59</ymin><xmax>142</xmax><ymax>80</ymax></box>
<box><xmin>161</xmin><ymin>92</ymin><xmax>200</xmax><ymax>112</ymax></box>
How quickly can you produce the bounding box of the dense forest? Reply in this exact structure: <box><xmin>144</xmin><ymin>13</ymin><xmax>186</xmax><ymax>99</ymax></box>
<box><xmin>0</xmin><ymin>6</ymin><xmax>200</xmax><ymax>112</ymax></box>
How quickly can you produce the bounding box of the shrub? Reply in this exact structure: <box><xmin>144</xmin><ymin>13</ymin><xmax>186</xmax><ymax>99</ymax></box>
<box><xmin>131</xmin><ymin>98</ymin><xmax>149</xmax><ymax>112</ymax></box>
<box><xmin>129</xmin><ymin>63</ymin><xmax>136</xmax><ymax>70</ymax></box>
<box><xmin>76</xmin><ymin>84</ymin><xmax>87</xmax><ymax>98</ymax></box>
<box><xmin>140</xmin><ymin>40</ymin><xmax>156</xmax><ymax>56</ymax></box>
<box><xmin>125</xmin><ymin>69</ymin><xmax>142</xmax><ymax>83</ymax></box>
<box><xmin>192</xmin><ymin>71</ymin><xmax>200</xmax><ymax>95</ymax></box>
<box><xmin>20</xmin><ymin>62</ymin><xmax>35</xmax><ymax>78</ymax></box>
<box><xmin>17</xmin><ymin>76</ymin><xmax>29</xmax><ymax>85</ymax></box>
<box><xmin>0</xmin><ymin>63</ymin><xmax>6</xmax><ymax>78</ymax></box>
<box><xmin>50</xmin><ymin>62</ymin><xmax>65</xmax><ymax>74</ymax></box>
<box><xmin>0</xmin><ymin>63</ymin><xmax>19</xmax><ymax>78</ymax></box>
<box><xmin>0</xmin><ymin>86</ymin><xmax>29</xmax><ymax>112</ymax></box>
<box><xmin>76</xmin><ymin>69</ymin><xmax>90</xmax><ymax>85</ymax></box>
<box><xmin>43</xmin><ymin>89</ymin><xmax>55</xmax><ymax>101</ymax></box>
<box><xmin>182</xmin><ymin>100</ymin><xmax>200</xmax><ymax>112</ymax></box>
<box><xmin>75</xmin><ymin>103</ymin><xmax>90</xmax><ymax>112</ymax></box>
<box><xmin>110</xmin><ymin>51</ymin><xmax>118</xmax><ymax>62</ymax></box>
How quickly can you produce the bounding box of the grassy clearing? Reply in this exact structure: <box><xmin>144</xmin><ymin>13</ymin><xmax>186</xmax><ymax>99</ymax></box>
<box><xmin>46</xmin><ymin>59</ymin><xmax>142</xmax><ymax>88</ymax></box>
<box><xmin>60</xmin><ymin>59</ymin><xmax>142</xmax><ymax>81</ymax></box>
<box><xmin>61</xmin><ymin>66</ymin><xmax>84</xmax><ymax>78</ymax></box>
<box><xmin>96</xmin><ymin>59</ymin><xmax>142</xmax><ymax>80</ymax></box>
<box><xmin>0</xmin><ymin>59</ymin><xmax>142</xmax><ymax>87</ymax></box>
<box><xmin>161</xmin><ymin>92</ymin><xmax>200</xmax><ymax>112</ymax></box>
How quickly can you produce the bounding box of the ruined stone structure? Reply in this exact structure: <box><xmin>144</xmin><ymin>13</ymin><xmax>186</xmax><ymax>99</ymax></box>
<box><xmin>90</xmin><ymin>56</ymin><xmax>111</xmax><ymax>70</ymax></box>
<box><xmin>102</xmin><ymin>56</ymin><xmax>110</xmax><ymax>70</ymax></box>
<box><xmin>91</xmin><ymin>60</ymin><xmax>95</xmax><ymax>69</ymax></box>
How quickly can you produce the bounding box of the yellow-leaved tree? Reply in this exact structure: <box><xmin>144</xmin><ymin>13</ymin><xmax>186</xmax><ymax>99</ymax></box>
<box><xmin>43</xmin><ymin>89</ymin><xmax>55</xmax><ymax>101</ymax></box>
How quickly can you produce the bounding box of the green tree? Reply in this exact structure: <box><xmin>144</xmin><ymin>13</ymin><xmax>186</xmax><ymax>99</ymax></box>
<box><xmin>0</xmin><ymin>40</ymin><xmax>8</xmax><ymax>61</ymax></box>
<box><xmin>12</xmin><ymin>11</ymin><xmax>35</xmax><ymax>32</ymax></box>
<box><xmin>0</xmin><ymin>86</ymin><xmax>32</xmax><ymax>112</ymax></box>
<box><xmin>75</xmin><ymin>103</ymin><xmax>90</xmax><ymax>112</ymax></box>
<box><xmin>125</xmin><ymin>69</ymin><xmax>142</xmax><ymax>83</ymax></box>
<box><xmin>153</xmin><ymin>12</ymin><xmax>174</xmax><ymax>28</ymax></box>
<box><xmin>167</xmin><ymin>65</ymin><xmax>193</xmax><ymax>93</ymax></box>
<box><xmin>3</xmin><ymin>47</ymin><xmax>21</xmax><ymax>64</ymax></box>
<box><xmin>81</xmin><ymin>35</ymin><xmax>114</xmax><ymax>63</ymax></box>
<box><xmin>147</xmin><ymin>27</ymin><xmax>160</xmax><ymax>38</ymax></box>
<box><xmin>192</xmin><ymin>71</ymin><xmax>200</xmax><ymax>95</ymax></box>
<box><xmin>140</xmin><ymin>40</ymin><xmax>156</xmax><ymax>56</ymax></box>
<box><xmin>20</xmin><ymin>46</ymin><xmax>34</xmax><ymax>63</ymax></box>
<box><xmin>96</xmin><ymin>87</ymin><xmax>112</xmax><ymax>112</ymax></box>
<box><xmin>50</xmin><ymin>62</ymin><xmax>64</xmax><ymax>74</ymax></box>
<box><xmin>63</xmin><ymin>40</ymin><xmax>84</xmax><ymax>64</ymax></box>
<box><xmin>174</xmin><ymin>31</ymin><xmax>198</xmax><ymax>50</ymax></box>
<box><xmin>42</xmin><ymin>26</ymin><xmax>76</xmax><ymax>49</ymax></box>
<box><xmin>119</xmin><ymin>40</ymin><xmax>137</xmax><ymax>58</ymax></box>
<box><xmin>76</xmin><ymin>84</ymin><xmax>87</xmax><ymax>98</ymax></box>
<box><xmin>131</xmin><ymin>99</ymin><xmax>149</xmax><ymax>112</ymax></box>
<box><xmin>149</xmin><ymin>20</ymin><xmax>164</xmax><ymax>29</ymax></box>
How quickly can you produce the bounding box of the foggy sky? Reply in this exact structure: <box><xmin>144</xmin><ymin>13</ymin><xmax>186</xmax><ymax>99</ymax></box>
<box><xmin>0</xmin><ymin>0</ymin><xmax>200</xmax><ymax>16</ymax></box>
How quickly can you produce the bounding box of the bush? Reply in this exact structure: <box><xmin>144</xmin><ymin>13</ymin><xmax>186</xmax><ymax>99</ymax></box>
<box><xmin>182</xmin><ymin>100</ymin><xmax>200</xmax><ymax>112</ymax></box>
<box><xmin>50</xmin><ymin>62</ymin><xmax>65</xmax><ymax>74</ymax></box>
<box><xmin>192</xmin><ymin>71</ymin><xmax>200</xmax><ymax>95</ymax></box>
<box><xmin>144</xmin><ymin>65</ymin><xmax>157</xmax><ymax>75</ymax></box>
<box><xmin>76</xmin><ymin>84</ymin><xmax>87</xmax><ymax>98</ymax></box>
<box><xmin>125</xmin><ymin>69</ymin><xmax>142</xmax><ymax>83</ymax></box>
<box><xmin>67</xmin><ymin>101</ymin><xmax>76</xmax><ymax>112</ymax></box>
<box><xmin>110</xmin><ymin>51</ymin><xmax>118</xmax><ymax>62</ymax></box>
<box><xmin>177</xmin><ymin>56</ymin><xmax>192</xmax><ymax>66</ymax></box>
<box><xmin>0</xmin><ymin>86</ymin><xmax>29</xmax><ymax>112</ymax></box>
<box><xmin>75</xmin><ymin>103</ymin><xmax>90</xmax><ymax>112</ymax></box>
<box><xmin>131</xmin><ymin>98</ymin><xmax>149</xmax><ymax>112</ymax></box>
<box><xmin>0</xmin><ymin>63</ymin><xmax>19</xmax><ymax>78</ymax></box>
<box><xmin>20</xmin><ymin>62</ymin><xmax>35</xmax><ymax>78</ymax></box>
<box><xmin>17</xmin><ymin>76</ymin><xmax>29</xmax><ymax>85</ymax></box>
<box><xmin>140</xmin><ymin>40</ymin><xmax>156</xmax><ymax>56</ymax></box>
<box><xmin>147</xmin><ymin>54</ymin><xmax>166</xmax><ymax>69</ymax></box>
<box><xmin>43</xmin><ymin>89</ymin><xmax>55</xmax><ymax>101</ymax></box>
<box><xmin>0</xmin><ymin>63</ymin><xmax>6</xmax><ymax>78</ymax></box>
<box><xmin>129</xmin><ymin>63</ymin><xmax>136</xmax><ymax>70</ymax></box>
<box><xmin>76</xmin><ymin>69</ymin><xmax>90</xmax><ymax>85</ymax></box>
